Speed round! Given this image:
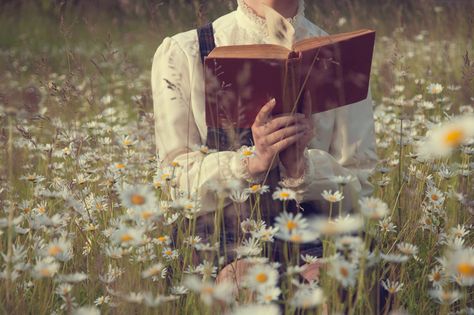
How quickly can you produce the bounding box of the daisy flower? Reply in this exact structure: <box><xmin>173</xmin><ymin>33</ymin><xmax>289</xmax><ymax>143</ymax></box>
<box><xmin>235</xmin><ymin>237</ymin><xmax>262</xmax><ymax>258</ymax></box>
<box><xmin>450</xmin><ymin>224</ymin><xmax>470</xmax><ymax>239</ymax></box>
<box><xmin>142</xmin><ymin>263</ymin><xmax>167</xmax><ymax>279</ymax></box>
<box><xmin>446</xmin><ymin>248</ymin><xmax>474</xmax><ymax>286</ymax></box>
<box><xmin>57</xmin><ymin>273</ymin><xmax>88</xmax><ymax>283</ymax></box>
<box><xmin>328</xmin><ymin>259</ymin><xmax>357</xmax><ymax>287</ymax></box>
<box><xmin>230</xmin><ymin>304</ymin><xmax>281</xmax><ymax>315</ymax></box>
<box><xmin>378</xmin><ymin>217</ymin><xmax>397</xmax><ymax>234</ymax></box>
<box><xmin>241</xmin><ymin>218</ymin><xmax>259</xmax><ymax>234</ymax></box>
<box><xmin>381</xmin><ymin>279</ymin><xmax>404</xmax><ymax>294</ymax></box>
<box><xmin>426</xmin><ymin>83</ymin><xmax>443</xmax><ymax>94</ymax></box>
<box><xmin>396</xmin><ymin>242</ymin><xmax>419</xmax><ymax>256</ymax></box>
<box><xmin>321</xmin><ymin>190</ymin><xmax>344</xmax><ymax>203</ymax></box>
<box><xmin>32</xmin><ymin>257</ymin><xmax>60</xmax><ymax>279</ymax></box>
<box><xmin>94</xmin><ymin>295</ymin><xmax>111</xmax><ymax>306</ymax></box>
<box><xmin>162</xmin><ymin>247</ymin><xmax>179</xmax><ymax>261</ymax></box>
<box><xmin>426</xmin><ymin>186</ymin><xmax>445</xmax><ymax>206</ymax></box>
<box><xmin>272</xmin><ymin>187</ymin><xmax>297</xmax><ymax>201</ymax></box>
<box><xmin>244</xmin><ymin>184</ymin><xmax>270</xmax><ymax>195</ymax></box>
<box><xmin>428</xmin><ymin>265</ymin><xmax>446</xmax><ymax>287</ymax></box>
<box><xmin>43</xmin><ymin>237</ymin><xmax>73</xmax><ymax>262</ymax></box>
<box><xmin>119</xmin><ymin>183</ymin><xmax>157</xmax><ymax>212</ymax></box>
<box><xmin>251</xmin><ymin>225</ymin><xmax>279</xmax><ymax>242</ymax></box>
<box><xmin>229</xmin><ymin>189</ymin><xmax>250</xmax><ymax>203</ymax></box>
<box><xmin>301</xmin><ymin>254</ymin><xmax>319</xmax><ymax>264</ymax></box>
<box><xmin>289</xmin><ymin>287</ymin><xmax>325</xmax><ymax>309</ymax></box>
<box><xmin>380</xmin><ymin>253</ymin><xmax>410</xmax><ymax>264</ymax></box>
<box><xmin>428</xmin><ymin>288</ymin><xmax>462</xmax><ymax>305</ymax></box>
<box><xmin>243</xmin><ymin>263</ymin><xmax>279</xmax><ymax>291</ymax></box>
<box><xmin>416</xmin><ymin>114</ymin><xmax>474</xmax><ymax>159</ymax></box>
<box><xmin>276</xmin><ymin>229</ymin><xmax>319</xmax><ymax>244</ymax></box>
<box><xmin>335</xmin><ymin>235</ymin><xmax>363</xmax><ymax>251</ymax></box>
<box><xmin>359</xmin><ymin>197</ymin><xmax>389</xmax><ymax>220</ymax></box>
<box><xmin>196</xmin><ymin>260</ymin><xmax>218</xmax><ymax>279</ymax></box>
<box><xmin>310</xmin><ymin>215</ymin><xmax>363</xmax><ymax>237</ymax></box>
<box><xmin>274</xmin><ymin>211</ymin><xmax>308</xmax><ymax>235</ymax></box>
<box><xmin>183</xmin><ymin>275</ymin><xmax>234</xmax><ymax>306</ymax></box>
<box><xmin>329</xmin><ymin>175</ymin><xmax>355</xmax><ymax>186</ymax></box>
<box><xmin>256</xmin><ymin>287</ymin><xmax>281</xmax><ymax>304</ymax></box>
<box><xmin>110</xmin><ymin>226</ymin><xmax>145</xmax><ymax>247</ymax></box>
<box><xmin>154</xmin><ymin>235</ymin><xmax>172</xmax><ymax>246</ymax></box>
<box><xmin>237</xmin><ymin>145</ymin><xmax>257</xmax><ymax>158</ymax></box>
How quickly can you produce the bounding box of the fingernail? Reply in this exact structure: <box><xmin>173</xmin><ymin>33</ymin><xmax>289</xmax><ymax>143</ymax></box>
<box><xmin>270</xmin><ymin>98</ymin><xmax>276</xmax><ymax>105</ymax></box>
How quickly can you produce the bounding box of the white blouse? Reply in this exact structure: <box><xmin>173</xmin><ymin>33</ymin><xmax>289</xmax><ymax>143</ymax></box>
<box><xmin>151</xmin><ymin>0</ymin><xmax>378</xmax><ymax>215</ymax></box>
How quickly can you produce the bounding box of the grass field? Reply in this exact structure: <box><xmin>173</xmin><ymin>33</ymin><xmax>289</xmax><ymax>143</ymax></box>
<box><xmin>0</xmin><ymin>1</ymin><xmax>473</xmax><ymax>314</ymax></box>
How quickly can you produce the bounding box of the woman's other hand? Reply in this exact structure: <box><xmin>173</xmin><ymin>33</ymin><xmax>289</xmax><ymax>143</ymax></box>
<box><xmin>248</xmin><ymin>98</ymin><xmax>310</xmax><ymax>177</ymax></box>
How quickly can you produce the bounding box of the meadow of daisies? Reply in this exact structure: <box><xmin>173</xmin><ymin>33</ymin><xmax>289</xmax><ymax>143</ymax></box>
<box><xmin>0</xmin><ymin>1</ymin><xmax>473</xmax><ymax>314</ymax></box>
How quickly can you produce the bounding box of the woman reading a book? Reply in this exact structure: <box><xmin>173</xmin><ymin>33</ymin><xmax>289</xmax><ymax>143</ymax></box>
<box><xmin>152</xmin><ymin>0</ymin><xmax>377</xmax><ymax>287</ymax></box>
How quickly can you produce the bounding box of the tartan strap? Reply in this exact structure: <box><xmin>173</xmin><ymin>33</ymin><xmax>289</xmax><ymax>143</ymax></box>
<box><xmin>197</xmin><ymin>22</ymin><xmax>216</xmax><ymax>65</ymax></box>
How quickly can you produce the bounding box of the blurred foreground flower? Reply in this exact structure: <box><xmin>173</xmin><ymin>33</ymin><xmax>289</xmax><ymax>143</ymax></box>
<box><xmin>446</xmin><ymin>248</ymin><xmax>474</xmax><ymax>286</ymax></box>
<box><xmin>183</xmin><ymin>275</ymin><xmax>234</xmax><ymax>306</ymax></box>
<box><xmin>416</xmin><ymin>115</ymin><xmax>474</xmax><ymax>159</ymax></box>
<box><xmin>228</xmin><ymin>304</ymin><xmax>280</xmax><ymax>315</ymax></box>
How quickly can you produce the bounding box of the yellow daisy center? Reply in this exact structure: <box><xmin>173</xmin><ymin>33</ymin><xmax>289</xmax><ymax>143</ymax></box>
<box><xmin>250</xmin><ymin>184</ymin><xmax>261</xmax><ymax>192</ymax></box>
<box><xmin>340</xmin><ymin>267</ymin><xmax>349</xmax><ymax>278</ymax></box>
<box><xmin>116</xmin><ymin>163</ymin><xmax>126</xmax><ymax>169</ymax></box>
<box><xmin>141</xmin><ymin>211</ymin><xmax>153</xmax><ymax>219</ymax></box>
<box><xmin>457</xmin><ymin>262</ymin><xmax>474</xmax><ymax>277</ymax></box>
<box><xmin>242</xmin><ymin>150</ymin><xmax>253</xmax><ymax>156</ymax></box>
<box><xmin>131</xmin><ymin>194</ymin><xmax>145</xmax><ymax>205</ymax></box>
<box><xmin>255</xmin><ymin>273</ymin><xmax>268</xmax><ymax>283</ymax></box>
<box><xmin>290</xmin><ymin>234</ymin><xmax>303</xmax><ymax>242</ymax></box>
<box><xmin>279</xmin><ymin>192</ymin><xmax>290</xmax><ymax>198</ymax></box>
<box><xmin>202</xmin><ymin>286</ymin><xmax>214</xmax><ymax>294</ymax></box>
<box><xmin>286</xmin><ymin>220</ymin><xmax>298</xmax><ymax>231</ymax></box>
<box><xmin>40</xmin><ymin>268</ymin><xmax>52</xmax><ymax>277</ymax></box>
<box><xmin>120</xmin><ymin>233</ymin><xmax>133</xmax><ymax>242</ymax></box>
<box><xmin>48</xmin><ymin>245</ymin><xmax>62</xmax><ymax>256</ymax></box>
<box><xmin>431</xmin><ymin>194</ymin><xmax>439</xmax><ymax>201</ymax></box>
<box><xmin>443</xmin><ymin>129</ymin><xmax>464</xmax><ymax>147</ymax></box>
<box><xmin>164</xmin><ymin>250</ymin><xmax>172</xmax><ymax>256</ymax></box>
<box><xmin>432</xmin><ymin>272</ymin><xmax>441</xmax><ymax>282</ymax></box>
<box><xmin>441</xmin><ymin>291</ymin><xmax>451</xmax><ymax>302</ymax></box>
<box><xmin>157</xmin><ymin>236</ymin><xmax>167</xmax><ymax>242</ymax></box>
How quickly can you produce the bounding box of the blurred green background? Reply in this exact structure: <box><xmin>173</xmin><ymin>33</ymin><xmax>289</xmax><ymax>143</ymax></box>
<box><xmin>1</xmin><ymin>0</ymin><xmax>473</xmax><ymax>65</ymax></box>
<box><xmin>0</xmin><ymin>0</ymin><xmax>473</xmax><ymax>119</ymax></box>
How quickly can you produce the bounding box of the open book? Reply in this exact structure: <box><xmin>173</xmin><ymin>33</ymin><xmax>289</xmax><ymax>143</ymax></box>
<box><xmin>204</xmin><ymin>29</ymin><xmax>376</xmax><ymax>131</ymax></box>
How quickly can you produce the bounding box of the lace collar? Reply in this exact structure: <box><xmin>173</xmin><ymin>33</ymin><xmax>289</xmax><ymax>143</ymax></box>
<box><xmin>236</xmin><ymin>0</ymin><xmax>306</xmax><ymax>40</ymax></box>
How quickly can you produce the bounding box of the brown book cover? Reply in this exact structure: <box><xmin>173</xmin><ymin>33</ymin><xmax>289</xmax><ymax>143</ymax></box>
<box><xmin>204</xmin><ymin>29</ymin><xmax>376</xmax><ymax>130</ymax></box>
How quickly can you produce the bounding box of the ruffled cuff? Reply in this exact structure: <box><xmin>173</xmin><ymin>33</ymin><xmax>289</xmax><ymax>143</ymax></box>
<box><xmin>230</xmin><ymin>146</ymin><xmax>266</xmax><ymax>183</ymax></box>
<box><xmin>278</xmin><ymin>148</ymin><xmax>312</xmax><ymax>189</ymax></box>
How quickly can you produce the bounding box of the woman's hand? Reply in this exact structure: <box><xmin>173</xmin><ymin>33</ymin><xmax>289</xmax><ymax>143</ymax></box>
<box><xmin>247</xmin><ymin>98</ymin><xmax>310</xmax><ymax>177</ymax></box>
<box><xmin>279</xmin><ymin>90</ymin><xmax>315</xmax><ymax>178</ymax></box>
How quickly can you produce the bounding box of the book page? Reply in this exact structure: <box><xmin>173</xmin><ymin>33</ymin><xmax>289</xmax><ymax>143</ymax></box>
<box><xmin>207</xmin><ymin>44</ymin><xmax>292</xmax><ymax>59</ymax></box>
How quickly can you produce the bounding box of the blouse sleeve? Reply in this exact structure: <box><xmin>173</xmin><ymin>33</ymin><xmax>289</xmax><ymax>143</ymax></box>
<box><xmin>278</xmin><ymin>87</ymin><xmax>378</xmax><ymax>213</ymax></box>
<box><xmin>152</xmin><ymin>36</ymin><xmax>263</xmax><ymax>215</ymax></box>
